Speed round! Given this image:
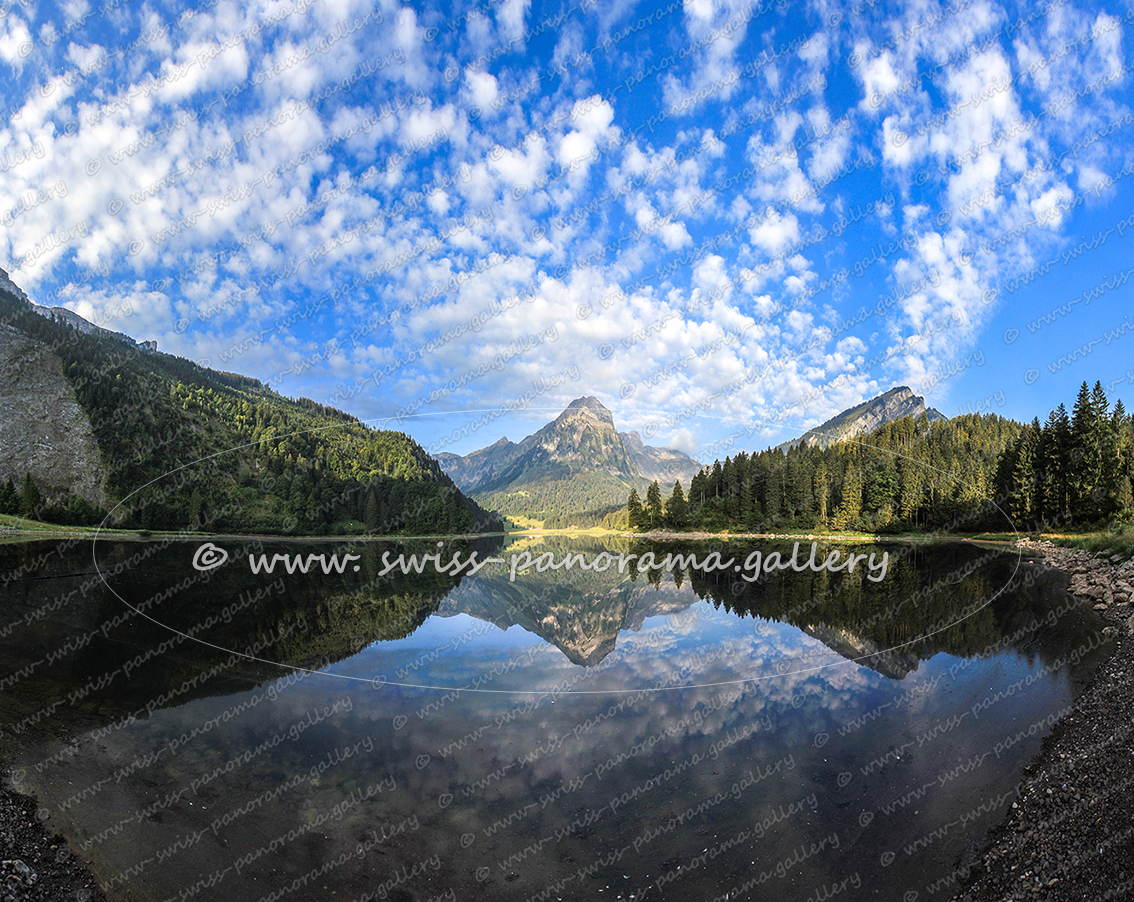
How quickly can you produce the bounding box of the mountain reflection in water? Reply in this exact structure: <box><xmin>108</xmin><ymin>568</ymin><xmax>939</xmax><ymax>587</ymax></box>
<box><xmin>0</xmin><ymin>536</ymin><xmax>1110</xmax><ymax>902</ymax></box>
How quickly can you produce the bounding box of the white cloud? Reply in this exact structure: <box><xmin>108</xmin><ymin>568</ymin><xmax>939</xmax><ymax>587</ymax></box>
<box><xmin>0</xmin><ymin>15</ymin><xmax>32</xmax><ymax>69</ymax></box>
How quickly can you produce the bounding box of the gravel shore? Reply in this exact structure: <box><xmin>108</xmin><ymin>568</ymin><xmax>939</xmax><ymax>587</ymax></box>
<box><xmin>1</xmin><ymin>539</ymin><xmax>1131</xmax><ymax>902</ymax></box>
<box><xmin>954</xmin><ymin>540</ymin><xmax>1134</xmax><ymax>902</ymax></box>
<box><xmin>0</xmin><ymin>776</ymin><xmax>108</xmax><ymax>902</ymax></box>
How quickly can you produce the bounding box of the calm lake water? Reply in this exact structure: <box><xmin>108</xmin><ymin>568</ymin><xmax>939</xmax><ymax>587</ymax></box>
<box><xmin>0</xmin><ymin>536</ymin><xmax>1111</xmax><ymax>902</ymax></box>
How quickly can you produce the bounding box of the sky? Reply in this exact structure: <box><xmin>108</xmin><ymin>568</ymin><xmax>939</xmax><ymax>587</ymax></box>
<box><xmin>1</xmin><ymin>0</ymin><xmax>1133</xmax><ymax>460</ymax></box>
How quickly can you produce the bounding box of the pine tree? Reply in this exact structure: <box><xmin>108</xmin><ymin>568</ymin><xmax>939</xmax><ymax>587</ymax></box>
<box><xmin>813</xmin><ymin>464</ymin><xmax>829</xmax><ymax>526</ymax></box>
<box><xmin>626</xmin><ymin>488</ymin><xmax>646</xmax><ymax>532</ymax></box>
<box><xmin>1095</xmin><ymin>381</ymin><xmax>1119</xmax><ymax>513</ymax></box>
<box><xmin>18</xmin><ymin>473</ymin><xmax>42</xmax><ymax>519</ymax></box>
<box><xmin>1070</xmin><ymin>380</ymin><xmax>1102</xmax><ymax>518</ymax></box>
<box><xmin>1008</xmin><ymin>421</ymin><xmax>1040</xmax><ymax>525</ymax></box>
<box><xmin>1116</xmin><ymin>476</ymin><xmax>1134</xmax><ymax>521</ymax></box>
<box><xmin>690</xmin><ymin>470</ymin><xmax>708</xmax><ymax>509</ymax></box>
<box><xmin>833</xmin><ymin>463</ymin><xmax>862</xmax><ymax>529</ymax></box>
<box><xmin>764</xmin><ymin>465</ymin><xmax>783</xmax><ymax>524</ymax></box>
<box><xmin>1039</xmin><ymin>403</ymin><xmax>1071</xmax><ymax>523</ymax></box>
<box><xmin>645</xmin><ymin>480</ymin><xmax>664</xmax><ymax>530</ymax></box>
<box><xmin>0</xmin><ymin>477</ymin><xmax>17</xmax><ymax>515</ymax></box>
<box><xmin>665</xmin><ymin>481</ymin><xmax>688</xmax><ymax>529</ymax></box>
<box><xmin>364</xmin><ymin>490</ymin><xmax>380</xmax><ymax>531</ymax></box>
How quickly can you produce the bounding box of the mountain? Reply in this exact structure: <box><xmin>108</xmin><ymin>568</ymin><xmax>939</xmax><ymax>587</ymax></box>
<box><xmin>0</xmin><ymin>269</ymin><xmax>499</xmax><ymax>535</ymax></box>
<box><xmin>31</xmin><ymin>301</ymin><xmax>157</xmax><ymax>350</ymax></box>
<box><xmin>621</xmin><ymin>429</ymin><xmax>705</xmax><ymax>484</ymax></box>
<box><xmin>434</xmin><ymin>396</ymin><xmax>702</xmax><ymax>527</ymax></box>
<box><xmin>780</xmin><ymin>386</ymin><xmax>945</xmax><ymax>450</ymax></box>
<box><xmin>434</xmin><ymin>436</ymin><xmax>517</xmax><ymax>489</ymax></box>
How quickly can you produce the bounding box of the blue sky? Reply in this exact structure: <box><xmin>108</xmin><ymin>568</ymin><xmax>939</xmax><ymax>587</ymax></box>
<box><xmin>1</xmin><ymin>0</ymin><xmax>1132</xmax><ymax>459</ymax></box>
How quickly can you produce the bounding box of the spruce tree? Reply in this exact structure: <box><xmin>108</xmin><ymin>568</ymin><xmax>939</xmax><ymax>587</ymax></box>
<box><xmin>1071</xmin><ymin>381</ymin><xmax>1103</xmax><ymax>518</ymax></box>
<box><xmin>626</xmin><ymin>488</ymin><xmax>645</xmax><ymax>531</ymax></box>
<box><xmin>1008</xmin><ymin>421</ymin><xmax>1040</xmax><ymax>525</ymax></box>
<box><xmin>1039</xmin><ymin>403</ymin><xmax>1072</xmax><ymax>523</ymax></box>
<box><xmin>665</xmin><ymin>481</ymin><xmax>688</xmax><ymax>529</ymax></box>
<box><xmin>645</xmin><ymin>480</ymin><xmax>664</xmax><ymax>530</ymax></box>
<box><xmin>18</xmin><ymin>473</ymin><xmax>42</xmax><ymax>519</ymax></box>
<box><xmin>1095</xmin><ymin>382</ymin><xmax>1119</xmax><ymax>512</ymax></box>
<box><xmin>0</xmin><ymin>477</ymin><xmax>17</xmax><ymax>515</ymax></box>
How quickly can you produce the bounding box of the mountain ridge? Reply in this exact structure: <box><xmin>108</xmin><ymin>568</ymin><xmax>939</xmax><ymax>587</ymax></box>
<box><xmin>779</xmin><ymin>386</ymin><xmax>945</xmax><ymax>451</ymax></box>
<box><xmin>434</xmin><ymin>397</ymin><xmax>703</xmax><ymax>527</ymax></box>
<box><xmin>0</xmin><ymin>270</ymin><xmax>498</xmax><ymax>534</ymax></box>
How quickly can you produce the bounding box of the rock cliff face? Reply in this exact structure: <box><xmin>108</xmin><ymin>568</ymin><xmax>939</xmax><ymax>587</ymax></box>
<box><xmin>0</xmin><ymin>323</ymin><xmax>108</xmax><ymax>507</ymax></box>
<box><xmin>783</xmin><ymin>386</ymin><xmax>945</xmax><ymax>450</ymax></box>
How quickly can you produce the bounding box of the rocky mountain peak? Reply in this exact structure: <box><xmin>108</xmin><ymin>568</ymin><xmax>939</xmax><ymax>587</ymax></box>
<box><xmin>782</xmin><ymin>385</ymin><xmax>946</xmax><ymax>450</ymax></box>
<box><xmin>562</xmin><ymin>396</ymin><xmax>615</xmax><ymax>426</ymax></box>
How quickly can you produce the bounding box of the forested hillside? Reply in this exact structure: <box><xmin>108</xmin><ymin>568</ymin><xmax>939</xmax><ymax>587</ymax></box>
<box><xmin>627</xmin><ymin>382</ymin><xmax>1134</xmax><ymax>535</ymax></box>
<box><xmin>0</xmin><ymin>290</ymin><xmax>500</xmax><ymax>535</ymax></box>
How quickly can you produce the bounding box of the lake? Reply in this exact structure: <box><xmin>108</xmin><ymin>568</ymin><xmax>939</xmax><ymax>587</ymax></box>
<box><xmin>0</xmin><ymin>535</ymin><xmax>1111</xmax><ymax>902</ymax></box>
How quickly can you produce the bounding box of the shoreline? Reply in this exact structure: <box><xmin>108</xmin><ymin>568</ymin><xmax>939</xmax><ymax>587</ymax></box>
<box><xmin>1</xmin><ymin>539</ymin><xmax>1130</xmax><ymax>901</ymax></box>
<box><xmin>953</xmin><ymin>539</ymin><xmax>1134</xmax><ymax>901</ymax></box>
<box><xmin>0</xmin><ymin>772</ymin><xmax>109</xmax><ymax>902</ymax></box>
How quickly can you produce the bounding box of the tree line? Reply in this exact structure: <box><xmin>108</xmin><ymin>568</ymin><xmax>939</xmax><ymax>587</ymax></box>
<box><xmin>625</xmin><ymin>381</ymin><xmax>1133</xmax><ymax>534</ymax></box>
<box><xmin>1</xmin><ymin>294</ymin><xmax>500</xmax><ymax>535</ymax></box>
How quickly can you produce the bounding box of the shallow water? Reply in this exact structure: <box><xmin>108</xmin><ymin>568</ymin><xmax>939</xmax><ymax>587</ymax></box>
<box><xmin>0</xmin><ymin>536</ymin><xmax>1110</xmax><ymax>902</ymax></box>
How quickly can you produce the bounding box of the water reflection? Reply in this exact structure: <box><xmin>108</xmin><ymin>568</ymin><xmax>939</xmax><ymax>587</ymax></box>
<box><xmin>0</xmin><ymin>536</ymin><xmax>1111</xmax><ymax>902</ymax></box>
